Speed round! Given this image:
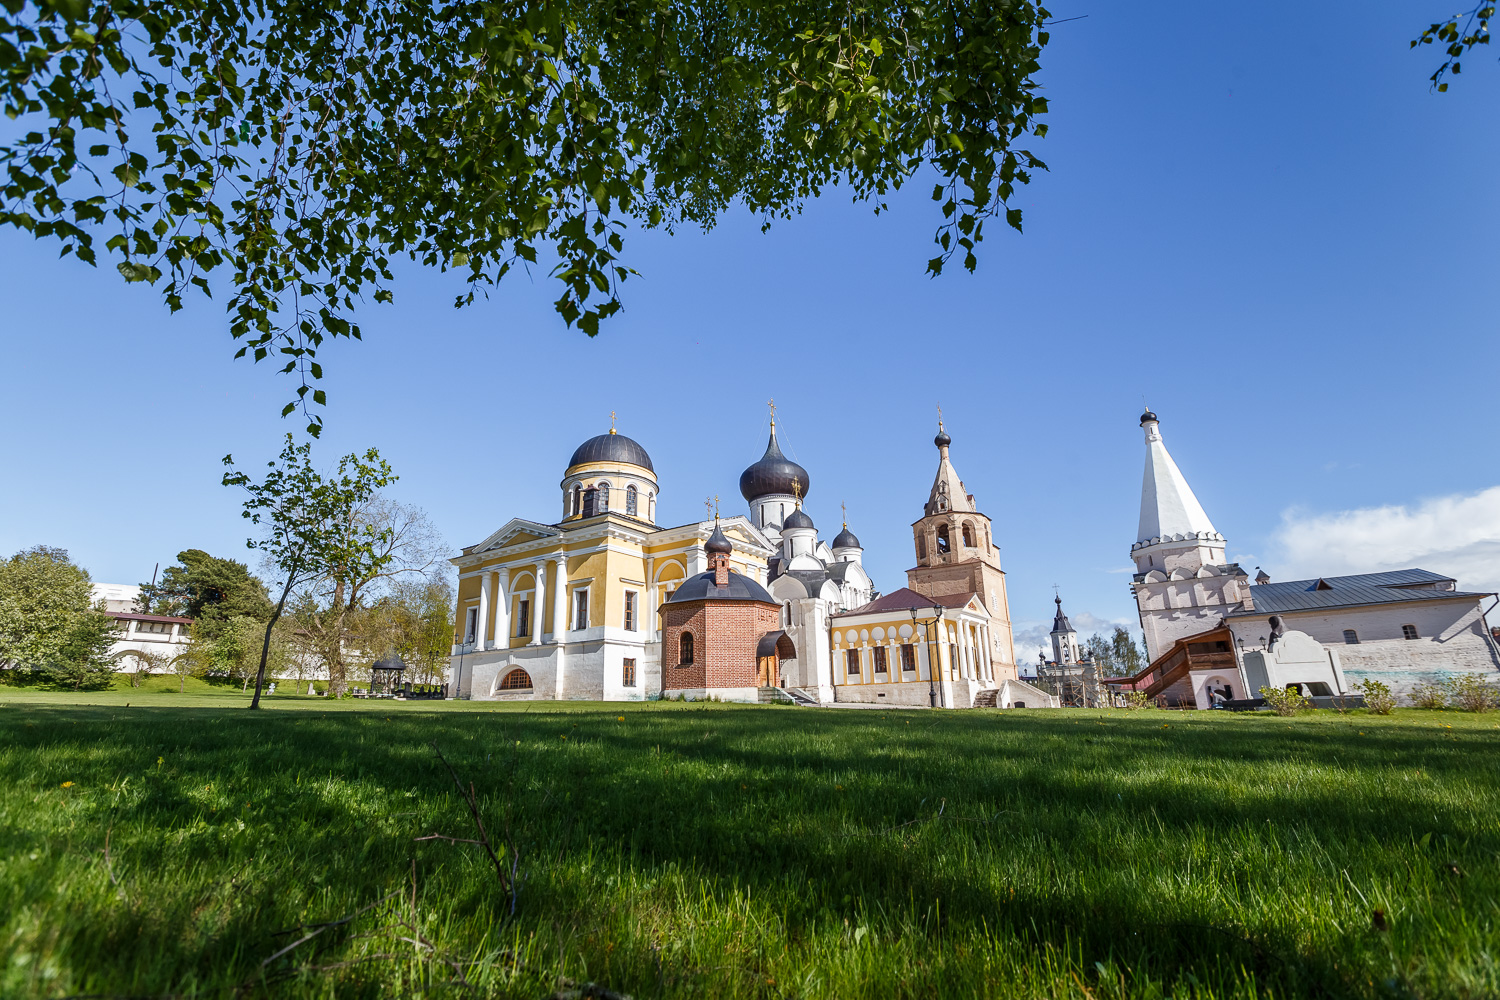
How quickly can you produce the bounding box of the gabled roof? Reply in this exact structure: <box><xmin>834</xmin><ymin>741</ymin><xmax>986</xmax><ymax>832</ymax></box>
<box><xmin>1227</xmin><ymin>567</ymin><xmax>1488</xmax><ymax>616</ymax></box>
<box><xmin>836</xmin><ymin>587</ymin><xmax>982</xmax><ymax>618</ymax></box>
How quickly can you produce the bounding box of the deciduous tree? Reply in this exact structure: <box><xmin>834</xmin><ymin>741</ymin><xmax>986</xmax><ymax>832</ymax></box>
<box><xmin>0</xmin><ymin>545</ymin><xmax>116</xmax><ymax>686</ymax></box>
<box><xmin>222</xmin><ymin>435</ymin><xmax>398</xmax><ymax>707</ymax></box>
<box><xmin>0</xmin><ymin>1</ymin><xmax>1052</xmax><ymax>433</ymax></box>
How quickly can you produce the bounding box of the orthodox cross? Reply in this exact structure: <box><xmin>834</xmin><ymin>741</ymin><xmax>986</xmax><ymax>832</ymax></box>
<box><xmin>841</xmin><ymin>500</ymin><xmax>848</xmax><ymax>528</ymax></box>
<box><xmin>791</xmin><ymin>477</ymin><xmax>802</xmax><ymax>507</ymax></box>
<box><xmin>767</xmin><ymin>398</ymin><xmax>777</xmax><ymax>427</ymax></box>
<box><xmin>609</xmin><ymin>410</ymin><xmax>617</xmax><ymax>432</ymax></box>
<box><xmin>936</xmin><ymin>401</ymin><xmax>943</xmax><ymax>429</ymax></box>
<box><xmin>704</xmin><ymin>494</ymin><xmax>719</xmax><ymax>520</ymax></box>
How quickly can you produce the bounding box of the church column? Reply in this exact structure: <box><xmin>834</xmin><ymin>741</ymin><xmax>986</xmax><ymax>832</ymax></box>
<box><xmin>476</xmin><ymin>572</ymin><xmax>492</xmax><ymax>650</ymax></box>
<box><xmin>493</xmin><ymin>567</ymin><xmax>510</xmax><ymax>649</ymax></box>
<box><xmin>528</xmin><ymin>561</ymin><xmax>547</xmax><ymax>646</ymax></box>
<box><xmin>645</xmin><ymin>556</ymin><xmax>657</xmax><ymax>640</ymax></box>
<box><xmin>552</xmin><ymin>553</ymin><xmax>569</xmax><ymax>698</ymax></box>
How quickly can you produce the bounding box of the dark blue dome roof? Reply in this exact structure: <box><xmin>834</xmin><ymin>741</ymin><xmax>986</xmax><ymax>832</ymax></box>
<box><xmin>568</xmin><ymin>431</ymin><xmax>653</xmax><ymax>472</ymax></box>
<box><xmin>739</xmin><ymin>426</ymin><xmax>809</xmax><ymax>501</ymax></box>
<box><xmin>832</xmin><ymin>526</ymin><xmax>861</xmax><ymax>549</ymax></box>
<box><xmin>782</xmin><ymin>507</ymin><xmax>814</xmax><ymax>530</ymax></box>
<box><xmin>934</xmin><ymin>426</ymin><xmax>951</xmax><ymax>448</ymax></box>
<box><xmin>1140</xmin><ymin>409</ymin><xmax>1158</xmax><ymax>425</ymax></box>
<box><xmin>664</xmin><ymin>569</ymin><xmax>776</xmax><ymax>605</ymax></box>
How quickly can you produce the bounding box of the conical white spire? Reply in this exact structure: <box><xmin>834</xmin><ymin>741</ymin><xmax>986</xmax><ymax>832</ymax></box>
<box><xmin>1137</xmin><ymin>411</ymin><xmax>1217</xmax><ymax>545</ymax></box>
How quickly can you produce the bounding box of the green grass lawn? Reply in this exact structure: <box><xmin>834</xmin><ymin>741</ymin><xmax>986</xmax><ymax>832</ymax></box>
<box><xmin>2</xmin><ymin>692</ymin><xmax>1497</xmax><ymax>999</ymax></box>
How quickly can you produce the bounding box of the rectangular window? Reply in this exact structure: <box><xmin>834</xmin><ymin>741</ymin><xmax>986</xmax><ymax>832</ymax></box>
<box><xmin>622</xmin><ymin>658</ymin><xmax>637</xmax><ymax>687</ymax></box>
<box><xmin>845</xmin><ymin>648</ymin><xmax>861</xmax><ymax>677</ymax></box>
<box><xmin>1343</xmin><ymin>629</ymin><xmax>1359</xmax><ymax>644</ymax></box>
<box><xmin>138</xmin><ymin>620</ymin><xmax>171</xmax><ymax>634</ymax></box>
<box><xmin>949</xmin><ymin>643</ymin><xmax>959</xmax><ymax>675</ymax></box>
<box><xmin>516</xmin><ymin>599</ymin><xmax>530</xmax><ymax>637</ymax></box>
<box><xmin>624</xmin><ymin>591</ymin><xmax>637</xmax><ymax>631</ymax></box>
<box><xmin>901</xmin><ymin>643</ymin><xmax>916</xmax><ymax>671</ymax></box>
<box><xmin>574</xmin><ymin>588</ymin><xmax>589</xmax><ymax>630</ymax></box>
<box><xmin>873</xmin><ymin>646</ymin><xmax>888</xmax><ymax>674</ymax></box>
<box><xmin>1402</xmin><ymin>624</ymin><xmax>1419</xmax><ymax>640</ymax></box>
<box><xmin>464</xmin><ymin>608</ymin><xmax>478</xmax><ymax>643</ymax></box>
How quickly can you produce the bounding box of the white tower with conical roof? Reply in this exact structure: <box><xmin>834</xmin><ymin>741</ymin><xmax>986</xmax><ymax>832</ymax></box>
<box><xmin>1128</xmin><ymin>410</ymin><xmax>1253</xmax><ymax>661</ymax></box>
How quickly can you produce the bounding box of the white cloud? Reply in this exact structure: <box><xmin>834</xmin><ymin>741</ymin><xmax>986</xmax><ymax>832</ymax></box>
<box><xmin>1271</xmin><ymin>486</ymin><xmax>1500</xmax><ymax>594</ymax></box>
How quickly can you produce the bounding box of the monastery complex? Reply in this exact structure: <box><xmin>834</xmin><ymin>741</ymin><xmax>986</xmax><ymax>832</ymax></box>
<box><xmin>446</xmin><ymin>408</ymin><xmax>1500</xmax><ymax>710</ymax></box>
<box><xmin>448</xmin><ymin>415</ymin><xmax>1050</xmax><ymax>708</ymax></box>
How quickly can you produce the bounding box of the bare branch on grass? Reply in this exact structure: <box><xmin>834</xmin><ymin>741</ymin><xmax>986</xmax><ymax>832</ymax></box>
<box><xmin>427</xmin><ymin>742</ymin><xmax>521</xmax><ymax>914</ymax></box>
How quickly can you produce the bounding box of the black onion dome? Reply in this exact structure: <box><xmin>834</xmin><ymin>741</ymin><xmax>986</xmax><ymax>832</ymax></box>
<box><xmin>934</xmin><ymin>426</ymin><xmax>951</xmax><ymax>448</ymax></box>
<box><xmin>705</xmin><ymin>523</ymin><xmax>733</xmax><ymax>554</ymax></box>
<box><xmin>782</xmin><ymin>507</ymin><xmax>814</xmax><ymax>530</ymax></box>
<box><xmin>739</xmin><ymin>426</ymin><xmax>810</xmax><ymax>501</ymax></box>
<box><xmin>567</xmin><ymin>432</ymin><xmax>654</xmax><ymax>473</ymax></box>
<box><xmin>1051</xmin><ymin>596</ymin><xmax>1073</xmax><ymax>633</ymax></box>
<box><xmin>832</xmin><ymin>526</ymin><xmax>861</xmax><ymax>549</ymax></box>
<box><xmin>1140</xmin><ymin>409</ymin><xmax>1158</xmax><ymax>425</ymax></box>
<box><xmin>664</xmin><ymin>570</ymin><xmax>776</xmax><ymax>604</ymax></box>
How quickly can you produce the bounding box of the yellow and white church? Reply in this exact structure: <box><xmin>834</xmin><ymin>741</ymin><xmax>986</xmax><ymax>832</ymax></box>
<box><xmin>447</xmin><ymin>416</ymin><xmax>1046</xmax><ymax>707</ymax></box>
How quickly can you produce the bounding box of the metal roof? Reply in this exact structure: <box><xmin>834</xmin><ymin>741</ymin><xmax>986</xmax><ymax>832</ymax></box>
<box><xmin>1227</xmin><ymin>567</ymin><xmax>1488</xmax><ymax>616</ymax></box>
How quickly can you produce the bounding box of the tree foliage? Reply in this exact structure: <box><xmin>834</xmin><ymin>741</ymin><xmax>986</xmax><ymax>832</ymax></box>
<box><xmin>1084</xmin><ymin>625</ymin><xmax>1148</xmax><ymax>677</ymax></box>
<box><xmin>1413</xmin><ymin>4</ymin><xmax>1493</xmax><ymax>90</ymax></box>
<box><xmin>353</xmin><ymin>578</ymin><xmax>455</xmax><ymax>684</ymax></box>
<box><xmin>135</xmin><ymin>548</ymin><xmax>273</xmax><ymax>620</ymax></box>
<box><xmin>0</xmin><ymin>546</ymin><xmax>117</xmax><ymax>687</ymax></box>
<box><xmin>222</xmin><ymin>433</ymin><xmax>398</xmax><ymax>706</ymax></box>
<box><xmin>0</xmin><ymin>0</ymin><xmax>1051</xmax><ymax>433</ymax></box>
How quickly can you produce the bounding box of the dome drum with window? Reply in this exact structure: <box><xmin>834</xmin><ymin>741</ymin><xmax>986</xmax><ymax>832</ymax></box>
<box><xmin>561</xmin><ymin>430</ymin><xmax>658</xmax><ymax>524</ymax></box>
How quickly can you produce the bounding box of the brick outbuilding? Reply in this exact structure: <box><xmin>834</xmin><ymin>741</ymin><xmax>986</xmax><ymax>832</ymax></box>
<box><xmin>661</xmin><ymin>521</ymin><xmax>787</xmax><ymax>700</ymax></box>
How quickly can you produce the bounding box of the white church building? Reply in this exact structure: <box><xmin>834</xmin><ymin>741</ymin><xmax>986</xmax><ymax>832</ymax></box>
<box><xmin>1114</xmin><ymin>409</ymin><xmax>1500</xmax><ymax>707</ymax></box>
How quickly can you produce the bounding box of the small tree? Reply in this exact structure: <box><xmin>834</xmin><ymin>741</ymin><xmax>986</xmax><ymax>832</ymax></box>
<box><xmin>222</xmin><ymin>435</ymin><xmax>396</xmax><ymax>708</ymax></box>
<box><xmin>1448</xmin><ymin>674</ymin><xmax>1498</xmax><ymax>713</ymax></box>
<box><xmin>1122</xmin><ymin>690</ymin><xmax>1151</xmax><ymax>710</ymax></box>
<box><xmin>1357</xmin><ymin>678</ymin><xmax>1396</xmax><ymax>716</ymax></box>
<box><xmin>1410</xmin><ymin>681</ymin><xmax>1449</xmax><ymax>710</ymax></box>
<box><xmin>116</xmin><ymin>648</ymin><xmax>170</xmax><ymax>688</ymax></box>
<box><xmin>1259</xmin><ymin>685</ymin><xmax>1312</xmax><ymax>717</ymax></box>
<box><xmin>1111</xmin><ymin>626</ymin><xmax>1148</xmax><ymax>675</ymax></box>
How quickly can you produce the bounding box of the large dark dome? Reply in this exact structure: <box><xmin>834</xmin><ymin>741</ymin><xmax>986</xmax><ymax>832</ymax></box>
<box><xmin>739</xmin><ymin>426</ymin><xmax>810</xmax><ymax>501</ymax></box>
<box><xmin>567</xmin><ymin>431</ymin><xmax>654</xmax><ymax>472</ymax></box>
<box><xmin>665</xmin><ymin>569</ymin><xmax>776</xmax><ymax>605</ymax></box>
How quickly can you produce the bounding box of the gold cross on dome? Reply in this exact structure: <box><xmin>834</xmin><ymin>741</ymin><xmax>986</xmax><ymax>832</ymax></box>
<box><xmin>609</xmin><ymin>410</ymin><xmax>616</xmax><ymax>433</ymax></box>
<box><xmin>791</xmin><ymin>477</ymin><xmax>802</xmax><ymax>505</ymax></box>
<box><xmin>767</xmin><ymin>398</ymin><xmax>776</xmax><ymax>426</ymax></box>
<box><xmin>936</xmin><ymin>402</ymin><xmax>944</xmax><ymax>429</ymax></box>
<box><xmin>841</xmin><ymin>501</ymin><xmax>847</xmax><ymax>528</ymax></box>
<box><xmin>704</xmin><ymin>496</ymin><xmax>713</xmax><ymax>519</ymax></box>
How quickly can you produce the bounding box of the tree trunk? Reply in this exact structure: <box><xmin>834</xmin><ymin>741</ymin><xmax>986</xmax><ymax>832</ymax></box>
<box><xmin>250</xmin><ymin>557</ymin><xmax>300</xmax><ymax>710</ymax></box>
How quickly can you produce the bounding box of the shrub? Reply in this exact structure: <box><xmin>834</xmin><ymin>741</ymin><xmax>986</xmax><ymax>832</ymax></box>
<box><xmin>1357</xmin><ymin>678</ymin><xmax>1396</xmax><ymax>715</ymax></box>
<box><xmin>1447</xmin><ymin>674</ymin><xmax>1498</xmax><ymax>713</ymax></box>
<box><xmin>1259</xmin><ymin>685</ymin><xmax>1312</xmax><ymax>717</ymax></box>
<box><xmin>1409</xmin><ymin>681</ymin><xmax>1448</xmax><ymax>710</ymax></box>
<box><xmin>1123</xmin><ymin>691</ymin><xmax>1151</xmax><ymax>710</ymax></box>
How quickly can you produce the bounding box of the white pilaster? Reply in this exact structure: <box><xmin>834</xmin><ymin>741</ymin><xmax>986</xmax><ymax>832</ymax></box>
<box><xmin>552</xmin><ymin>553</ymin><xmax>569</xmax><ymax>699</ymax></box>
<box><xmin>528</xmin><ymin>561</ymin><xmax>546</xmax><ymax>646</ymax></box>
<box><xmin>493</xmin><ymin>567</ymin><xmax>510</xmax><ymax>649</ymax></box>
<box><xmin>477</xmin><ymin>572</ymin><xmax>492</xmax><ymax>651</ymax></box>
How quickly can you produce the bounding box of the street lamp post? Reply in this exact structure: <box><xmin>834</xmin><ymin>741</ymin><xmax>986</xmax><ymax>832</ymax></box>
<box><xmin>451</xmin><ymin>629</ymin><xmax>469</xmax><ymax>700</ymax></box>
<box><xmin>910</xmin><ymin>605</ymin><xmax>946</xmax><ymax>708</ymax></box>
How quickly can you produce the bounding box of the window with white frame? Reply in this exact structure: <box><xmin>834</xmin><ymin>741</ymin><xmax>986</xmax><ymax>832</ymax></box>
<box><xmin>516</xmin><ymin>599</ymin><xmax>530</xmax><ymax>636</ymax></box>
<box><xmin>1402</xmin><ymin>624</ymin><xmax>1419</xmax><ymax>640</ymax></box>
<box><xmin>598</xmin><ymin>481</ymin><xmax>611</xmax><ymax>510</ymax></box>
<box><xmin>626</xmin><ymin>484</ymin><xmax>638</xmax><ymax>515</ymax></box>
<box><xmin>624</xmin><ymin>590</ymin><xmax>637</xmax><ymax>631</ymax></box>
<box><xmin>573</xmin><ymin>588</ymin><xmax>589</xmax><ymax>630</ymax></box>
<box><xmin>873</xmin><ymin>646</ymin><xmax>888</xmax><ymax>674</ymax></box>
<box><xmin>845</xmin><ymin>648</ymin><xmax>861</xmax><ymax>676</ymax></box>
<box><xmin>464</xmin><ymin>608</ymin><xmax>478</xmax><ymax>644</ymax></box>
<box><xmin>623</xmin><ymin>658</ymin><xmax>637</xmax><ymax>687</ymax></box>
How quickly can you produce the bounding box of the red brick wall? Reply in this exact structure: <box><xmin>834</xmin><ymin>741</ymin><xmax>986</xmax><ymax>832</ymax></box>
<box><xmin>662</xmin><ymin>600</ymin><xmax>781</xmax><ymax>690</ymax></box>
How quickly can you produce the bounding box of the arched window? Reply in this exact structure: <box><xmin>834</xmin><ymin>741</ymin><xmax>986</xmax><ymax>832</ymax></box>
<box><xmin>1402</xmin><ymin>624</ymin><xmax>1419</xmax><ymax>640</ymax></box>
<box><xmin>499</xmin><ymin>668</ymin><xmax>533</xmax><ymax>690</ymax></box>
<box><xmin>679</xmin><ymin>632</ymin><xmax>695</xmax><ymax>665</ymax></box>
<box><xmin>571</xmin><ymin>484</ymin><xmax>582</xmax><ymax>516</ymax></box>
<box><xmin>936</xmin><ymin>526</ymin><xmax>951</xmax><ymax>554</ymax></box>
<box><xmin>917</xmin><ymin>534</ymin><xmax>927</xmax><ymax>559</ymax></box>
<box><xmin>1343</xmin><ymin>629</ymin><xmax>1359</xmax><ymax>644</ymax></box>
<box><xmin>961</xmin><ymin>523</ymin><xmax>975</xmax><ymax>547</ymax></box>
<box><xmin>598</xmin><ymin>481</ymin><xmax>611</xmax><ymax>511</ymax></box>
<box><xmin>648</xmin><ymin>493</ymin><xmax>655</xmax><ymax>521</ymax></box>
<box><xmin>626</xmin><ymin>484</ymin><xmax>638</xmax><ymax>515</ymax></box>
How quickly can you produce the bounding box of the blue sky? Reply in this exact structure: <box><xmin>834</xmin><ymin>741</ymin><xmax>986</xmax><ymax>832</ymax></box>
<box><xmin>3</xmin><ymin>4</ymin><xmax>1497</xmax><ymax>658</ymax></box>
